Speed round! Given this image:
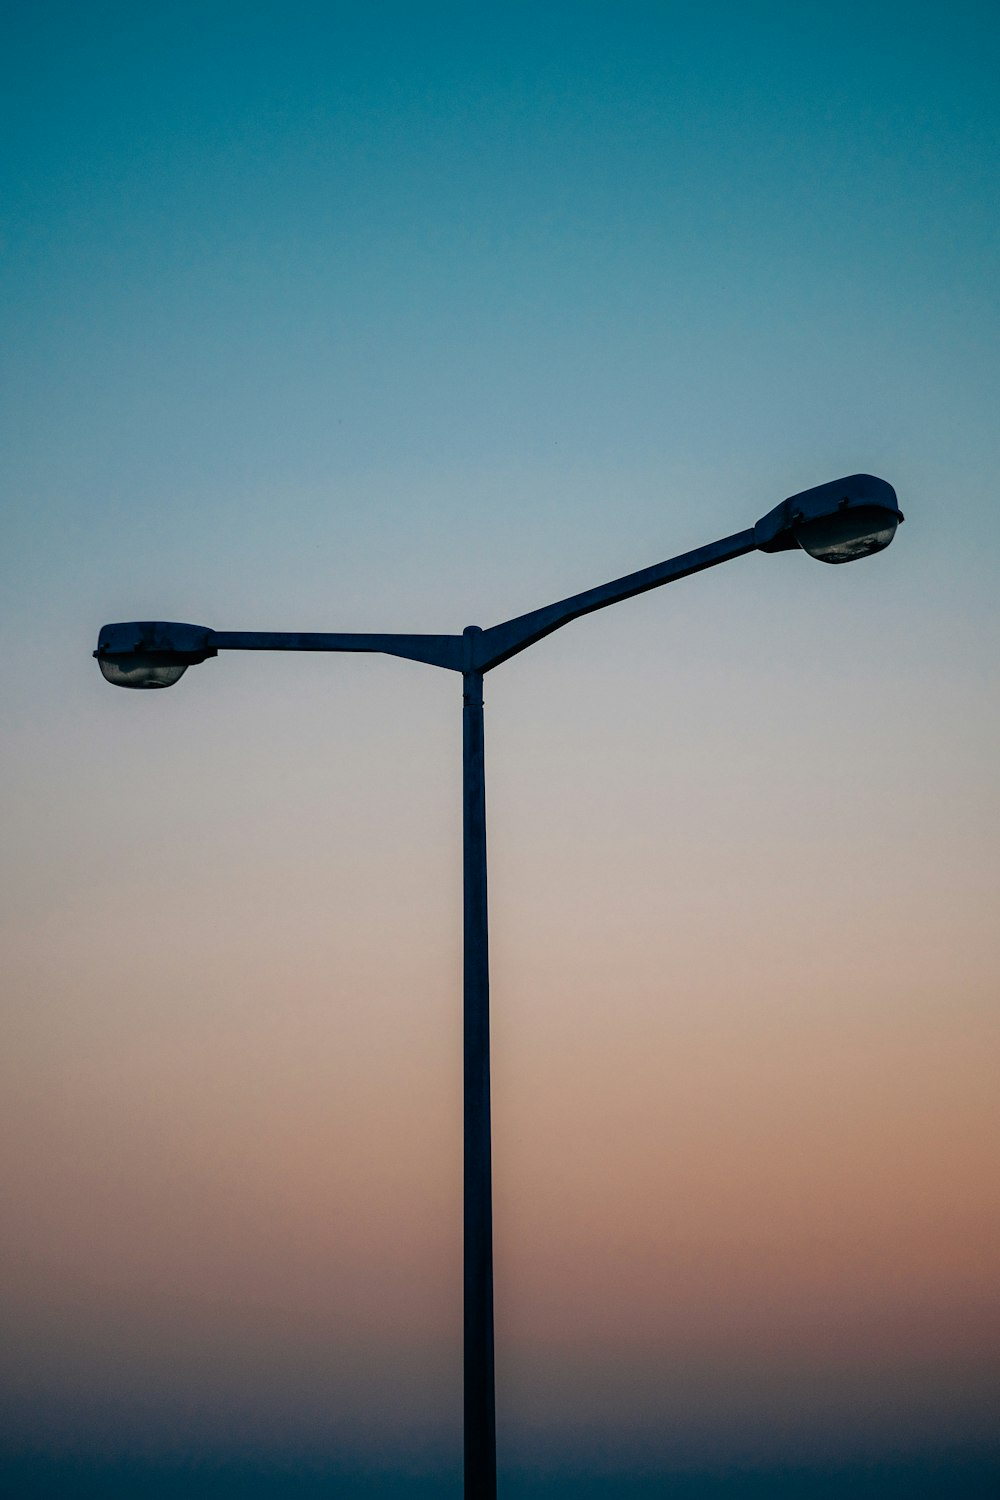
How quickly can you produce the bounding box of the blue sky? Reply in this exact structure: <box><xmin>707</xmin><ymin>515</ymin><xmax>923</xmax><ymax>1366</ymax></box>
<box><xmin>5</xmin><ymin>1</ymin><xmax>998</xmax><ymax>619</ymax></box>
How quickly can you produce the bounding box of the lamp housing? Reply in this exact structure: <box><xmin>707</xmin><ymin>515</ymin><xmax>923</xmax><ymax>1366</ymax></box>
<box><xmin>94</xmin><ymin>621</ymin><xmax>216</xmax><ymax>689</ymax></box>
<box><xmin>754</xmin><ymin>474</ymin><xmax>903</xmax><ymax>563</ymax></box>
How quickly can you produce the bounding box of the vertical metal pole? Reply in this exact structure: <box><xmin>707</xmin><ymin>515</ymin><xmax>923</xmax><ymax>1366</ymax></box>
<box><xmin>462</xmin><ymin>628</ymin><xmax>496</xmax><ymax>1499</ymax></box>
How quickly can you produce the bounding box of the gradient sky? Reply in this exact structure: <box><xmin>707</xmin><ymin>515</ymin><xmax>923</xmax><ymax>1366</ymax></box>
<box><xmin>2</xmin><ymin>3</ymin><xmax>998</xmax><ymax>1496</ymax></box>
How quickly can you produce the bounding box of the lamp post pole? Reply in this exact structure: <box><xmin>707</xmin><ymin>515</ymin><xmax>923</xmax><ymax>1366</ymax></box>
<box><xmin>94</xmin><ymin>475</ymin><xmax>903</xmax><ymax>1500</ymax></box>
<box><xmin>462</xmin><ymin>635</ymin><xmax>496</xmax><ymax>1497</ymax></box>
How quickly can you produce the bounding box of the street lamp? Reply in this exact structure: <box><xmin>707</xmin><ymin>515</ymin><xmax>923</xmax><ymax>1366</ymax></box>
<box><xmin>94</xmin><ymin>473</ymin><xmax>903</xmax><ymax>1498</ymax></box>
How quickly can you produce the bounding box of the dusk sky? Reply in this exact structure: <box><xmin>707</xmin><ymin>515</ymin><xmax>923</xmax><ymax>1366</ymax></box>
<box><xmin>2</xmin><ymin>3</ymin><xmax>998</xmax><ymax>1496</ymax></box>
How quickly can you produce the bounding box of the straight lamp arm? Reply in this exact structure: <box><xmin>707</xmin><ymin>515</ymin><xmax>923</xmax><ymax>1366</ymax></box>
<box><xmin>211</xmin><ymin>631</ymin><xmax>464</xmax><ymax>672</ymax></box>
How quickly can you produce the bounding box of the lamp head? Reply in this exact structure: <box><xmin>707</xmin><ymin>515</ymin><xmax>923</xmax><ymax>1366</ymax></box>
<box><xmin>94</xmin><ymin>621</ymin><xmax>216</xmax><ymax>688</ymax></box>
<box><xmin>754</xmin><ymin>474</ymin><xmax>903</xmax><ymax>563</ymax></box>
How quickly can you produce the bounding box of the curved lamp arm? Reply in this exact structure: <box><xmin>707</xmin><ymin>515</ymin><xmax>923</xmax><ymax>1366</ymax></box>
<box><xmin>472</xmin><ymin>529</ymin><xmax>758</xmax><ymax>672</ymax></box>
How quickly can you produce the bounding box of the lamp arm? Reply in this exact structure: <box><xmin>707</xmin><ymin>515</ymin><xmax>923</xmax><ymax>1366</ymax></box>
<box><xmin>472</xmin><ymin>528</ymin><xmax>758</xmax><ymax>671</ymax></box>
<box><xmin>211</xmin><ymin>631</ymin><xmax>464</xmax><ymax>671</ymax></box>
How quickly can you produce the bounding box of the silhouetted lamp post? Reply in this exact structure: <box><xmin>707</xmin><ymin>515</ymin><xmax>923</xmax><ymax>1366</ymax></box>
<box><xmin>95</xmin><ymin>473</ymin><xmax>903</xmax><ymax>1499</ymax></box>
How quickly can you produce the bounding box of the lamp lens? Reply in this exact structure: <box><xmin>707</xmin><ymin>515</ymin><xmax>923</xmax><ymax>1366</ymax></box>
<box><xmin>794</xmin><ymin>505</ymin><xmax>899</xmax><ymax>564</ymax></box>
<box><xmin>98</xmin><ymin>653</ymin><xmax>188</xmax><ymax>688</ymax></box>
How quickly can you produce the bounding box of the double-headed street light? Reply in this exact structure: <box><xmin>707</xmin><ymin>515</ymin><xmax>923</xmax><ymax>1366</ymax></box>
<box><xmin>95</xmin><ymin>473</ymin><xmax>903</xmax><ymax>1499</ymax></box>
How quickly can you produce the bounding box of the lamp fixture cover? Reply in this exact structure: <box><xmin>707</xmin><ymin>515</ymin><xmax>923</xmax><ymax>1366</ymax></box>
<box><xmin>94</xmin><ymin>621</ymin><xmax>216</xmax><ymax>689</ymax></box>
<box><xmin>754</xmin><ymin>474</ymin><xmax>903</xmax><ymax>561</ymax></box>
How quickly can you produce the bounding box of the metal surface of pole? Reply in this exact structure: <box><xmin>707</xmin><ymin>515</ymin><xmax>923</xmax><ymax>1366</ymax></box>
<box><xmin>462</xmin><ymin>628</ymin><xmax>496</xmax><ymax>1499</ymax></box>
